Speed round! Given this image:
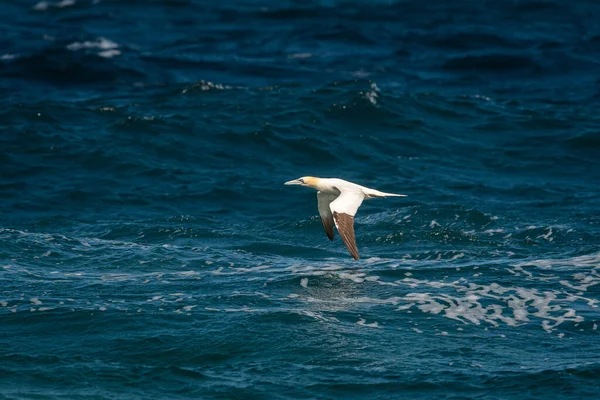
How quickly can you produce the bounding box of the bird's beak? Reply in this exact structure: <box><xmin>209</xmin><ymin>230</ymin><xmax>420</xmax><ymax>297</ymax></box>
<box><xmin>284</xmin><ymin>179</ymin><xmax>303</xmax><ymax>185</ymax></box>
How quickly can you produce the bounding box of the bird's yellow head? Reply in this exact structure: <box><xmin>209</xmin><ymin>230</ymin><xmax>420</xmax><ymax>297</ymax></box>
<box><xmin>284</xmin><ymin>176</ymin><xmax>319</xmax><ymax>189</ymax></box>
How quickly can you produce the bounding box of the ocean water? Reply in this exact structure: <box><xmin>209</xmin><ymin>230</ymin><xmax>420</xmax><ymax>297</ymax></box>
<box><xmin>1</xmin><ymin>0</ymin><xmax>600</xmax><ymax>399</ymax></box>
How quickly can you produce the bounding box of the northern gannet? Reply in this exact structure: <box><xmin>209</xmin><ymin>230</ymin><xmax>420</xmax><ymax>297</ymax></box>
<box><xmin>285</xmin><ymin>177</ymin><xmax>406</xmax><ymax>260</ymax></box>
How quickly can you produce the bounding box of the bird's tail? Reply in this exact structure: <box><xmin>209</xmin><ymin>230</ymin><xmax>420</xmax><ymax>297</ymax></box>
<box><xmin>364</xmin><ymin>188</ymin><xmax>407</xmax><ymax>198</ymax></box>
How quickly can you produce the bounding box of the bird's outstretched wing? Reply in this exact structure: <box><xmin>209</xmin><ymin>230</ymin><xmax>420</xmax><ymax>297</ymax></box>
<box><xmin>329</xmin><ymin>190</ymin><xmax>365</xmax><ymax>260</ymax></box>
<box><xmin>317</xmin><ymin>191</ymin><xmax>337</xmax><ymax>241</ymax></box>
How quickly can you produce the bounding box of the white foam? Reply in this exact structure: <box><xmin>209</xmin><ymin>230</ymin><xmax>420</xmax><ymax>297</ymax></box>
<box><xmin>101</xmin><ymin>273</ymin><xmax>133</xmax><ymax>282</ymax></box>
<box><xmin>338</xmin><ymin>272</ymin><xmax>365</xmax><ymax>283</ymax></box>
<box><xmin>483</xmin><ymin>228</ymin><xmax>503</xmax><ymax>235</ymax></box>
<box><xmin>355</xmin><ymin>253</ymin><xmax>599</xmax><ymax>333</ymax></box>
<box><xmin>537</xmin><ymin>227</ymin><xmax>554</xmax><ymax>241</ymax></box>
<box><xmin>181</xmin><ymin>80</ymin><xmax>231</xmax><ymax>94</ymax></box>
<box><xmin>177</xmin><ymin>270</ymin><xmax>200</xmax><ymax>277</ymax></box>
<box><xmin>560</xmin><ymin>273</ymin><xmax>598</xmax><ymax>292</ymax></box>
<box><xmin>357</xmin><ymin>318</ymin><xmax>380</xmax><ymax>328</ymax></box>
<box><xmin>513</xmin><ymin>253</ymin><xmax>599</xmax><ymax>295</ymax></box>
<box><xmin>67</xmin><ymin>37</ymin><xmax>118</xmax><ymax>52</ymax></box>
<box><xmin>232</xmin><ymin>265</ymin><xmax>271</xmax><ymax>273</ymax></box>
<box><xmin>301</xmin><ymin>310</ymin><xmax>338</xmax><ymax>322</ymax></box>
<box><xmin>338</xmin><ymin>296</ymin><xmax>402</xmax><ymax>306</ymax></box>
<box><xmin>65</xmin><ymin>37</ymin><xmax>121</xmax><ymax>58</ymax></box>
<box><xmin>30</xmin><ymin>298</ymin><xmax>42</xmax><ymax>305</ymax></box>
<box><xmin>212</xmin><ymin>266</ymin><xmax>225</xmax><ymax>275</ymax></box>
<box><xmin>364</xmin><ymin>83</ymin><xmax>380</xmax><ymax>105</ymax></box>
<box><xmin>98</xmin><ymin>49</ymin><xmax>121</xmax><ymax>58</ymax></box>
<box><xmin>300</xmin><ymin>278</ymin><xmax>308</xmax><ymax>288</ymax></box>
<box><xmin>394</xmin><ymin>280</ymin><xmax>588</xmax><ymax>332</ymax></box>
<box><xmin>33</xmin><ymin>0</ymin><xmax>75</xmax><ymax>11</ymax></box>
<box><xmin>449</xmin><ymin>253</ymin><xmax>465</xmax><ymax>261</ymax></box>
<box><xmin>224</xmin><ymin>307</ymin><xmax>258</xmax><ymax>313</ymax></box>
<box><xmin>473</xmin><ymin>94</ymin><xmax>491</xmax><ymax>101</ymax></box>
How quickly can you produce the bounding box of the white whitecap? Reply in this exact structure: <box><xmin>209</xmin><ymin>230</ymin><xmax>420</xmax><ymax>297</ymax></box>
<box><xmin>33</xmin><ymin>0</ymin><xmax>75</xmax><ymax>11</ymax></box>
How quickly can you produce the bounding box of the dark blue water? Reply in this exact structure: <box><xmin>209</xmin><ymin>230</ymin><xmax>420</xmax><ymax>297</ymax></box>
<box><xmin>2</xmin><ymin>1</ymin><xmax>600</xmax><ymax>399</ymax></box>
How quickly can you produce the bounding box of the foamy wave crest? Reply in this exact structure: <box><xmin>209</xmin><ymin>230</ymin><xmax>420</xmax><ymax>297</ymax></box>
<box><xmin>283</xmin><ymin>253</ymin><xmax>599</xmax><ymax>334</ymax></box>
<box><xmin>66</xmin><ymin>37</ymin><xmax>121</xmax><ymax>58</ymax></box>
<box><xmin>181</xmin><ymin>80</ymin><xmax>232</xmax><ymax>94</ymax></box>
<box><xmin>33</xmin><ymin>0</ymin><xmax>75</xmax><ymax>11</ymax></box>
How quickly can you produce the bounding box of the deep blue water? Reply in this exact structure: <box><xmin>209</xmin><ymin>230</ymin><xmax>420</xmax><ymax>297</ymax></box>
<box><xmin>2</xmin><ymin>0</ymin><xmax>600</xmax><ymax>399</ymax></box>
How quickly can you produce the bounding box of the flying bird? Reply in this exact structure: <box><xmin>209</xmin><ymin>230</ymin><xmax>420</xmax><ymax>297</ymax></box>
<box><xmin>285</xmin><ymin>177</ymin><xmax>406</xmax><ymax>260</ymax></box>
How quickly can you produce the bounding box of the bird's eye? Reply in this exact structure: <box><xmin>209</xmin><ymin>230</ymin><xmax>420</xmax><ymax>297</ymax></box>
<box><xmin>299</xmin><ymin>179</ymin><xmax>305</xmax><ymax>183</ymax></box>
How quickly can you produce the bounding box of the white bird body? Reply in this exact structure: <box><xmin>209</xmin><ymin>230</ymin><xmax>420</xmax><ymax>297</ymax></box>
<box><xmin>285</xmin><ymin>177</ymin><xmax>406</xmax><ymax>260</ymax></box>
